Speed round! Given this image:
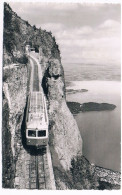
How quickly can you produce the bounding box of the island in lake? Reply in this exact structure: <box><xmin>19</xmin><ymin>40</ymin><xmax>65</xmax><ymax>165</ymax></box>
<box><xmin>67</xmin><ymin>102</ymin><xmax>116</xmax><ymax>115</ymax></box>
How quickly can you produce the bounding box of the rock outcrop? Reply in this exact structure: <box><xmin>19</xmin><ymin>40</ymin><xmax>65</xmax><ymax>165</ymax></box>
<box><xmin>42</xmin><ymin>59</ymin><xmax>82</xmax><ymax>170</ymax></box>
<box><xmin>2</xmin><ymin>64</ymin><xmax>28</xmax><ymax>187</ymax></box>
<box><xmin>2</xmin><ymin>94</ymin><xmax>15</xmax><ymax>188</ymax></box>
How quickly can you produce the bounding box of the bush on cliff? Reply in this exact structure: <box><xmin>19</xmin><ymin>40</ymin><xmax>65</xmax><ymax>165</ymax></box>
<box><xmin>14</xmin><ymin>54</ymin><xmax>28</xmax><ymax>64</ymax></box>
<box><xmin>4</xmin><ymin>3</ymin><xmax>61</xmax><ymax>65</ymax></box>
<box><xmin>70</xmin><ymin>156</ymin><xmax>99</xmax><ymax>189</ymax></box>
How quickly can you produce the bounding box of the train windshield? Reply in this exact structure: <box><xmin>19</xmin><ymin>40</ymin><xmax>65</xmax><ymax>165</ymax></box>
<box><xmin>28</xmin><ymin>130</ymin><xmax>36</xmax><ymax>137</ymax></box>
<box><xmin>38</xmin><ymin>130</ymin><xmax>46</xmax><ymax>137</ymax></box>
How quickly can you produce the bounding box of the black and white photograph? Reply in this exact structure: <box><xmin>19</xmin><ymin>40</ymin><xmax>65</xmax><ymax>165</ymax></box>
<box><xmin>1</xmin><ymin>0</ymin><xmax>121</xmax><ymax>191</ymax></box>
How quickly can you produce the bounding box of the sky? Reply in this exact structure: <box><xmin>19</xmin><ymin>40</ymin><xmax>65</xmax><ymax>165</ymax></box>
<box><xmin>9</xmin><ymin>2</ymin><xmax>121</xmax><ymax>65</ymax></box>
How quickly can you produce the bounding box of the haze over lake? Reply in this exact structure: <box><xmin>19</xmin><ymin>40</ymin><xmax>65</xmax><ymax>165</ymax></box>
<box><xmin>65</xmin><ymin>63</ymin><xmax>121</xmax><ymax>172</ymax></box>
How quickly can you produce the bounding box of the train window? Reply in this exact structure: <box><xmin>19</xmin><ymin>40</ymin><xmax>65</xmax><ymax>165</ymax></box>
<box><xmin>28</xmin><ymin>130</ymin><xmax>36</xmax><ymax>137</ymax></box>
<box><xmin>38</xmin><ymin>130</ymin><xmax>46</xmax><ymax>137</ymax></box>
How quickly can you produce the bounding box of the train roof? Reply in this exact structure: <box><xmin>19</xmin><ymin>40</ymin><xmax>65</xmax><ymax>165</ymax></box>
<box><xmin>29</xmin><ymin>92</ymin><xmax>44</xmax><ymax>114</ymax></box>
<box><xmin>27</xmin><ymin>91</ymin><xmax>48</xmax><ymax>128</ymax></box>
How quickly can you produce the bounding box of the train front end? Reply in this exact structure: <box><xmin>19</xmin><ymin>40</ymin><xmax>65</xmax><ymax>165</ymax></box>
<box><xmin>26</xmin><ymin>122</ymin><xmax>48</xmax><ymax>147</ymax></box>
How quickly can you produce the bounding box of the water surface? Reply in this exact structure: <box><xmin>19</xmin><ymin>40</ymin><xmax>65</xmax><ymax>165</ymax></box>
<box><xmin>64</xmin><ymin>62</ymin><xmax>121</xmax><ymax>172</ymax></box>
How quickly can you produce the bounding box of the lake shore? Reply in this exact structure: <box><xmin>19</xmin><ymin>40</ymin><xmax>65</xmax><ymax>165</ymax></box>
<box><xmin>71</xmin><ymin>155</ymin><xmax>121</xmax><ymax>189</ymax></box>
<box><xmin>66</xmin><ymin>80</ymin><xmax>121</xmax><ymax>172</ymax></box>
<box><xmin>66</xmin><ymin>100</ymin><xmax>120</xmax><ymax>188</ymax></box>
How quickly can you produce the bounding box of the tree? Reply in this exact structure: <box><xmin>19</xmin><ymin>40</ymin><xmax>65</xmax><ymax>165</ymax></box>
<box><xmin>33</xmin><ymin>25</ymin><xmax>37</xmax><ymax>31</ymax></box>
<box><xmin>4</xmin><ymin>5</ymin><xmax>12</xmax><ymax>29</ymax></box>
<box><xmin>70</xmin><ymin>156</ymin><xmax>99</xmax><ymax>189</ymax></box>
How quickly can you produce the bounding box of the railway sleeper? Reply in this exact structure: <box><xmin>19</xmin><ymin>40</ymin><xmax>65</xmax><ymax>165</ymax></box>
<box><xmin>30</xmin><ymin>174</ymin><xmax>36</xmax><ymax>178</ymax></box>
<box><xmin>30</xmin><ymin>183</ymin><xmax>37</xmax><ymax>189</ymax></box>
<box><xmin>38</xmin><ymin>174</ymin><xmax>45</xmax><ymax>178</ymax></box>
<box><xmin>38</xmin><ymin>166</ymin><xmax>44</xmax><ymax>171</ymax></box>
<box><xmin>30</xmin><ymin>169</ymin><xmax>36</xmax><ymax>174</ymax></box>
<box><xmin>39</xmin><ymin>177</ymin><xmax>45</xmax><ymax>183</ymax></box>
<box><xmin>30</xmin><ymin>178</ymin><xmax>37</xmax><ymax>182</ymax></box>
<box><xmin>38</xmin><ymin>162</ymin><xmax>43</xmax><ymax>166</ymax></box>
<box><xmin>39</xmin><ymin>183</ymin><xmax>45</xmax><ymax>189</ymax></box>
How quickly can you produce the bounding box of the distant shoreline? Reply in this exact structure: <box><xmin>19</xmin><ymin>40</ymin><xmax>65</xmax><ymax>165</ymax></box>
<box><xmin>66</xmin><ymin>88</ymin><xmax>88</xmax><ymax>95</ymax></box>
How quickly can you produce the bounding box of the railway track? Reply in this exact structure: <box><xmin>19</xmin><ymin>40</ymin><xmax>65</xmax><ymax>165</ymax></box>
<box><xmin>21</xmin><ymin>54</ymin><xmax>56</xmax><ymax>190</ymax></box>
<box><xmin>14</xmin><ymin>145</ymin><xmax>54</xmax><ymax>189</ymax></box>
<box><xmin>11</xmin><ymin>51</ymin><xmax>55</xmax><ymax>190</ymax></box>
<box><xmin>28</xmin><ymin>56</ymin><xmax>47</xmax><ymax>189</ymax></box>
<box><xmin>29</xmin><ymin>148</ymin><xmax>47</xmax><ymax>189</ymax></box>
<box><xmin>30</xmin><ymin>57</ymin><xmax>40</xmax><ymax>91</ymax></box>
<box><xmin>14</xmin><ymin>54</ymin><xmax>55</xmax><ymax>189</ymax></box>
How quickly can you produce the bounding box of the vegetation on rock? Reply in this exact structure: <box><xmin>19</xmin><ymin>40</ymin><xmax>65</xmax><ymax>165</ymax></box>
<box><xmin>2</xmin><ymin>97</ymin><xmax>15</xmax><ymax>188</ymax></box>
<box><xmin>70</xmin><ymin>156</ymin><xmax>99</xmax><ymax>189</ymax></box>
<box><xmin>4</xmin><ymin>3</ymin><xmax>60</xmax><ymax>65</ymax></box>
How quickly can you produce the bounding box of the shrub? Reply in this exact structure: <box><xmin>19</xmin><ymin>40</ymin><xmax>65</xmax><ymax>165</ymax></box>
<box><xmin>70</xmin><ymin>156</ymin><xmax>99</xmax><ymax>189</ymax></box>
<box><xmin>33</xmin><ymin>44</ymin><xmax>39</xmax><ymax>53</ymax></box>
<box><xmin>13</xmin><ymin>18</ymin><xmax>20</xmax><ymax>33</ymax></box>
<box><xmin>14</xmin><ymin>54</ymin><xmax>28</xmax><ymax>64</ymax></box>
<box><xmin>33</xmin><ymin>25</ymin><xmax>37</xmax><ymax>31</ymax></box>
<box><xmin>4</xmin><ymin>5</ymin><xmax>12</xmax><ymax>29</ymax></box>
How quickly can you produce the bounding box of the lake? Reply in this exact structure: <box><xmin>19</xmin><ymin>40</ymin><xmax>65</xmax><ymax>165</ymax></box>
<box><xmin>63</xmin><ymin>63</ymin><xmax>121</xmax><ymax>172</ymax></box>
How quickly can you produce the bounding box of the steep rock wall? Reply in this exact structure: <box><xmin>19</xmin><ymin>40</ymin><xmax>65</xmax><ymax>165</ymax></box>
<box><xmin>2</xmin><ymin>65</ymin><xmax>27</xmax><ymax>187</ymax></box>
<box><xmin>2</xmin><ymin>95</ymin><xmax>15</xmax><ymax>188</ymax></box>
<box><xmin>42</xmin><ymin>58</ymin><xmax>83</xmax><ymax>170</ymax></box>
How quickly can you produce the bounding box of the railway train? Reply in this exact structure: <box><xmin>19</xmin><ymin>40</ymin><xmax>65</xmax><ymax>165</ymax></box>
<box><xmin>26</xmin><ymin>91</ymin><xmax>49</xmax><ymax>147</ymax></box>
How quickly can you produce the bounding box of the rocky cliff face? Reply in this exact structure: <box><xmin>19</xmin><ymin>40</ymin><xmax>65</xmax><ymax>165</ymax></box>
<box><xmin>3</xmin><ymin>65</ymin><xmax>27</xmax><ymax>187</ymax></box>
<box><xmin>42</xmin><ymin>58</ymin><xmax>82</xmax><ymax>171</ymax></box>
<box><xmin>2</xmin><ymin>94</ymin><xmax>15</xmax><ymax>188</ymax></box>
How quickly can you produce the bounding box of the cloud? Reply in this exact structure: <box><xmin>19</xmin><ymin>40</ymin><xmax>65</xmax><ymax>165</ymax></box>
<box><xmin>53</xmin><ymin>19</ymin><xmax>121</xmax><ymax>64</ymax></box>
<box><xmin>99</xmin><ymin>19</ymin><xmax>120</xmax><ymax>29</ymax></box>
<box><xmin>41</xmin><ymin>23</ymin><xmax>65</xmax><ymax>33</ymax></box>
<box><xmin>9</xmin><ymin>2</ymin><xmax>121</xmax><ymax>28</ymax></box>
<box><xmin>9</xmin><ymin>2</ymin><xmax>121</xmax><ymax>65</ymax></box>
<box><xmin>48</xmin><ymin>3</ymin><xmax>79</xmax><ymax>11</ymax></box>
<box><xmin>60</xmin><ymin>36</ymin><xmax>120</xmax><ymax>64</ymax></box>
